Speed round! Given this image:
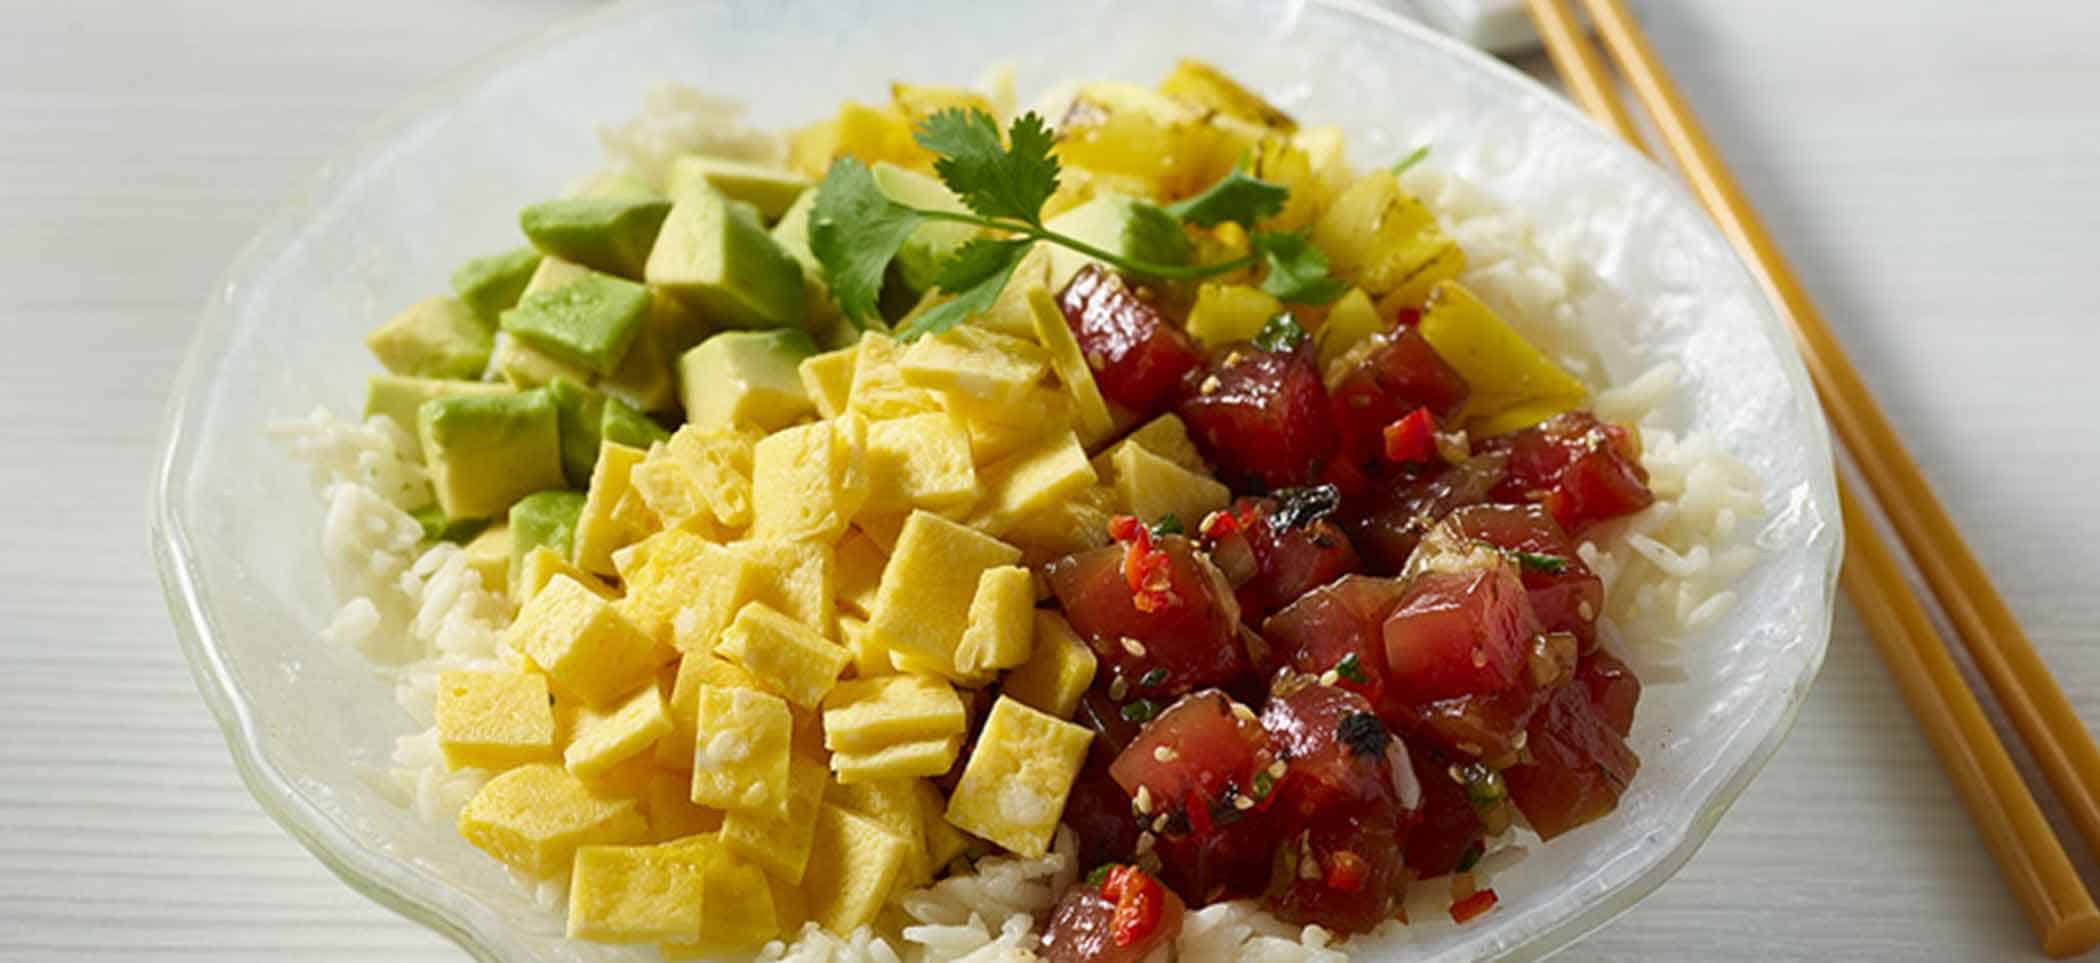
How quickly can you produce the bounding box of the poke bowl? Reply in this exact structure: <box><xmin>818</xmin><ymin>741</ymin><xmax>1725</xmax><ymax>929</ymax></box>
<box><xmin>151</xmin><ymin>0</ymin><xmax>1842</xmax><ymax>961</ymax></box>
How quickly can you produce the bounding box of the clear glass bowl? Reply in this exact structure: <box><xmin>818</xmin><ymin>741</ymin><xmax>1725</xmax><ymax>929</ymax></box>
<box><xmin>151</xmin><ymin>1</ymin><xmax>1842</xmax><ymax>959</ymax></box>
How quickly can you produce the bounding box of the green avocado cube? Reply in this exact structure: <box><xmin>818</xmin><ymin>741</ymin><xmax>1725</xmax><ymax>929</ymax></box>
<box><xmin>667</xmin><ymin>156</ymin><xmax>813</xmax><ymax>221</ymax></box>
<box><xmin>567</xmin><ymin>170</ymin><xmax>661</xmax><ymax>204</ymax></box>
<box><xmin>543</xmin><ymin>377</ymin><xmax>607</xmax><ymax>490</ymax></box>
<box><xmin>871</xmin><ymin>162</ymin><xmax>981</xmax><ymax>293</ymax></box>
<box><xmin>601</xmin><ymin>396</ymin><xmax>669</xmax><ymax>450</ymax></box>
<box><xmin>645</xmin><ymin>190</ymin><xmax>806</xmax><ymax>330</ymax></box>
<box><xmin>599</xmin><ymin>324</ymin><xmax>678</xmax><ymax>414</ymax></box>
<box><xmin>417</xmin><ymin>389</ymin><xmax>566</xmax><ymax>520</ymax></box>
<box><xmin>411</xmin><ymin>504</ymin><xmax>490</xmax><ymax>544</ymax></box>
<box><xmin>676</xmin><ymin>329</ymin><xmax>816</xmax><ymax>433</ymax></box>
<box><xmin>507</xmin><ymin>489</ymin><xmax>588</xmax><ymax>595</ymax></box>
<box><xmin>1043</xmin><ymin>193</ymin><xmax>1193</xmax><ymax>291</ymax></box>
<box><xmin>519</xmin><ymin>197</ymin><xmax>672</xmax><ymax>279</ymax></box>
<box><xmin>450</xmin><ymin>248</ymin><xmax>543</xmax><ymax>324</ymax></box>
<box><xmin>521</xmin><ymin>256</ymin><xmax>593</xmax><ymax>299</ymax></box>
<box><xmin>489</xmin><ymin>332</ymin><xmax>592</xmax><ymax>389</ymax></box>
<box><xmin>770</xmin><ymin>187</ymin><xmax>821</xmax><ymax>276</ymax></box>
<box><xmin>499</xmin><ymin>273</ymin><xmax>651</xmax><ymax>377</ymax></box>
<box><xmin>365</xmin><ymin>296</ymin><xmax>493</xmax><ymax>380</ymax></box>
<box><xmin>363</xmin><ymin>374</ymin><xmax>513</xmax><ymax>458</ymax></box>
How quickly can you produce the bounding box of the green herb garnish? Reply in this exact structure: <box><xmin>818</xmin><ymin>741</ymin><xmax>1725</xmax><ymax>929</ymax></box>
<box><xmin>1459</xmin><ymin>763</ymin><xmax>1508</xmax><ymax>807</ymax></box>
<box><xmin>1268</xmin><ymin>483</ymin><xmax>1342</xmax><ymax>530</ymax></box>
<box><xmin>1252</xmin><ymin>768</ymin><xmax>1276</xmax><ymax>801</ymax></box>
<box><xmin>1334</xmin><ymin>652</ymin><xmax>1368</xmax><ymax>684</ymax></box>
<box><xmin>1514</xmin><ymin>551</ymin><xmax>1569</xmax><ymax>575</ymax></box>
<box><xmin>1139</xmin><ymin>667</ymin><xmax>1169</xmax><ymax>688</ymax></box>
<box><xmin>1251</xmin><ymin>312</ymin><xmax>1309</xmax><ymax>352</ymax></box>
<box><xmin>811</xmin><ymin>107</ymin><xmax>1345</xmax><ymax>339</ymax></box>
<box><xmin>1454</xmin><ymin>839</ymin><xmax>1485</xmax><ymax>873</ymax></box>
<box><xmin>1085</xmin><ymin>864</ymin><xmax>1114</xmax><ymax>887</ymax></box>
<box><xmin>1390</xmin><ymin>144</ymin><xmax>1431</xmax><ymax>176</ymax></box>
<box><xmin>1149</xmin><ymin>514</ymin><xmax>1184</xmax><ymax>538</ymax></box>
<box><xmin>1121</xmin><ymin>698</ymin><xmax>1161</xmax><ymax>723</ymax></box>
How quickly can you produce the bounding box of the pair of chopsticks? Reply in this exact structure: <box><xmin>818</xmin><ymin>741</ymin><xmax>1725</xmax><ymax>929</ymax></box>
<box><xmin>1519</xmin><ymin>0</ymin><xmax>2100</xmax><ymax>956</ymax></box>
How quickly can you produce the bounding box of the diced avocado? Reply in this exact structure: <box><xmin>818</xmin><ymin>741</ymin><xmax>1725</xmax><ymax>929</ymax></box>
<box><xmin>599</xmin><ymin>323</ymin><xmax>678</xmax><ymax>414</ymax></box>
<box><xmin>1043</xmin><ymin>193</ymin><xmax>1193</xmax><ymax>291</ymax></box>
<box><xmin>872</xmin><ymin>162</ymin><xmax>978</xmax><ymax>292</ymax></box>
<box><xmin>518</xmin><ymin>197</ymin><xmax>672</xmax><ymax>279</ymax></box>
<box><xmin>507</xmin><ymin>489</ymin><xmax>588</xmax><ymax>595</ymax></box>
<box><xmin>667</xmin><ymin>155</ymin><xmax>813</xmax><ymax>221</ymax></box>
<box><xmin>411</xmin><ymin>504</ymin><xmax>490</xmax><ymax>544</ymax></box>
<box><xmin>770</xmin><ymin>188</ymin><xmax>821</xmax><ymax>276</ymax></box>
<box><xmin>567</xmin><ymin>170</ymin><xmax>662</xmax><ymax>204</ymax></box>
<box><xmin>365</xmin><ymin>296</ymin><xmax>493</xmax><ymax>380</ymax></box>
<box><xmin>362</xmin><ymin>374</ymin><xmax>513</xmax><ymax>458</ymax></box>
<box><xmin>418</xmin><ymin>389</ymin><xmax>566</xmax><ymax>520</ymax></box>
<box><xmin>499</xmin><ymin>273</ymin><xmax>651</xmax><ymax>377</ymax></box>
<box><xmin>601</xmin><ymin>396</ymin><xmax>670</xmax><ymax>450</ymax></box>
<box><xmin>489</xmin><ymin>332</ymin><xmax>593</xmax><ymax>389</ymax></box>
<box><xmin>543</xmin><ymin>377</ymin><xmax>607</xmax><ymax>489</ymax></box>
<box><xmin>644</xmin><ymin>285</ymin><xmax>712</xmax><ymax>357</ymax></box>
<box><xmin>677</xmin><ymin>330</ymin><xmax>817</xmax><ymax>432</ymax></box>
<box><xmin>450</xmin><ymin>248</ymin><xmax>543</xmax><ymax>324</ymax></box>
<box><xmin>646</xmin><ymin>190</ymin><xmax>807</xmax><ymax>330</ymax></box>
<box><xmin>522</xmin><ymin>256</ymin><xmax>594</xmax><ymax>299</ymax></box>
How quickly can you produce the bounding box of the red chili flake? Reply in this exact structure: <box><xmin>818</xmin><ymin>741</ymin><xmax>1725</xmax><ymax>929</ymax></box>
<box><xmin>1324</xmin><ymin>850</ymin><xmax>1368</xmax><ymax>892</ymax></box>
<box><xmin>1382</xmin><ymin>407</ymin><xmax>1438</xmax><ymax>465</ymax></box>
<box><xmin>1393</xmin><ymin>306</ymin><xmax>1423</xmax><ymax>328</ymax></box>
<box><xmin>1199</xmin><ymin>509</ymin><xmax>1242</xmax><ymax>540</ymax></box>
<box><xmin>1109</xmin><ymin>514</ymin><xmax>1178</xmax><ymax>612</ymax></box>
<box><xmin>1101</xmin><ymin>865</ymin><xmax>1165</xmax><ymax>948</ymax></box>
<box><xmin>1450</xmin><ymin>887</ymin><xmax>1499</xmax><ymax>924</ymax></box>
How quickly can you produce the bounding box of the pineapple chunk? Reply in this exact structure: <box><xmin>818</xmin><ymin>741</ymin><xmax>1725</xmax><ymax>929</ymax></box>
<box><xmin>458</xmin><ymin>762</ymin><xmax>647</xmax><ymax>877</ymax></box>
<box><xmin>1001</xmin><ymin>611</ymin><xmax>1098</xmax><ymax>720</ymax></box>
<box><xmin>434</xmin><ymin>670</ymin><xmax>557</xmax><ymax>771</ymax></box>
<box><xmin>670</xmin><ymin>424</ymin><xmax>762</xmax><ymax>531</ymax></box>
<box><xmin>798</xmin><ymin>346</ymin><xmax>858</xmax><ymax>418</ymax></box>
<box><xmin>688</xmin><ymin>684</ymin><xmax>793</xmax><ymax>814</ymax></box>
<box><xmin>945</xmin><ymin>697</ymin><xmax>1093</xmax><ymax>858</ymax></box>
<box><xmin>654</xmin><ymin>836</ymin><xmax>781</xmax><ymax>955</ymax></box>
<box><xmin>1005</xmin><ymin>485</ymin><xmax>1118</xmax><ymax>566</ymax></box>
<box><xmin>617</xmin><ymin>530</ymin><xmax>755</xmax><ymax>652</ymax></box>
<box><xmin>975</xmin><ymin>244</ymin><xmax>1052</xmax><ymax>339</ymax></box>
<box><xmin>750</xmin><ymin>419</ymin><xmax>869</xmax><ymax>544</ymax></box>
<box><xmin>1158</xmin><ymin>58</ymin><xmax>1298</xmax><ymax>132</ymax></box>
<box><xmin>827</xmin><ymin>778</ymin><xmax>932</xmax><ymax>886</ymax></box>
<box><xmin>1111</xmin><ymin>442</ymin><xmax>1229</xmax><ymax>531</ymax></box>
<box><xmin>1186</xmin><ymin>283</ymin><xmax>1283</xmax><ymax>347</ymax></box>
<box><xmin>802</xmin><ymin>803</ymin><xmax>912</xmax><ymax>934</ymax></box>
<box><xmin>461</xmin><ymin>524</ymin><xmax>511</xmax><ymax>592</ymax></box>
<box><xmin>1090</xmin><ymin>413</ymin><xmax>1207</xmax><ymax>481</ymax></box>
<box><xmin>714</xmin><ymin>602</ymin><xmax>851</xmax><ymax>709</ymax></box>
<box><xmin>720</xmin><ymin>754</ymin><xmax>829</xmax><ymax>883</ymax></box>
<box><xmin>573</xmin><ymin>441</ymin><xmax>648</xmax><ymax>575</ymax></box>
<box><xmin>838</xmin><ymin>615</ymin><xmax>895</xmax><ymax>678</ymax></box>
<box><xmin>899</xmin><ymin>325</ymin><xmax>1051</xmax><ymax>404</ymax></box>
<box><xmin>506</xmin><ymin>575</ymin><xmax>670</xmax><ymax>708</ymax></box>
<box><xmin>641</xmin><ymin>768</ymin><xmax>722</xmax><ymax>841</ymax></box>
<box><xmin>1415</xmin><ymin>279</ymin><xmax>1587</xmax><ymax>430</ymax></box>
<box><xmin>565</xmin><ymin>683</ymin><xmax>674</xmax><ymax>781</ymax></box>
<box><xmin>820</xmin><ymin>674</ymin><xmax>968</xmax><ymax>753</ymax></box>
<box><xmin>848</xmin><ymin>331</ymin><xmax>942</xmax><ymax>420</ymax></box>
<box><xmin>830</xmin><ymin>734</ymin><xmax>964</xmax><ymax>785</ymax></box>
<box><xmin>866</xmin><ymin>511</ymin><xmax>1022</xmax><ymax>679</ymax></box>
<box><xmin>1310</xmin><ymin>171</ymin><xmax>1464</xmax><ymax>306</ymax></box>
<box><xmin>955</xmin><ymin>565</ymin><xmax>1035</xmax><ymax>675</ymax></box>
<box><xmin>890</xmin><ymin>82</ymin><xmax>994</xmax><ymax>124</ymax></box>
<box><xmin>854</xmin><ymin>510</ymin><xmax>909</xmax><ymax>554</ymax></box>
<box><xmin>966</xmin><ymin>430</ymin><xmax>1097</xmax><ymax>536</ymax></box>
<box><xmin>737</xmin><ymin>538</ymin><xmax>839</xmax><ymax>639</ymax></box>
<box><xmin>833</xmin><ymin>530</ymin><xmax>889</xmax><ymax>620</ymax></box>
<box><xmin>917</xmin><ymin>780</ymin><xmax>971</xmax><ymax>874</ymax></box>
<box><xmin>938</xmin><ymin>384</ymin><xmax>1074</xmax><ymax>466</ymax></box>
<box><xmin>566</xmin><ymin>843</ymin><xmax>705</xmax><ymax>943</ymax></box>
<box><xmin>1314</xmin><ymin>288</ymin><xmax>1383</xmax><ymax>370</ymax></box>
<box><xmin>1026</xmin><ymin>285</ymin><xmax>1116</xmax><ymax>444</ymax></box>
<box><xmin>516</xmin><ymin>545</ymin><xmax>613</xmax><ymax>605</ymax></box>
<box><xmin>787</xmin><ymin>101</ymin><xmax>931</xmax><ymax>180</ymax></box>
<box><xmin>861</xmin><ymin>412</ymin><xmax>982</xmax><ymax>514</ymax></box>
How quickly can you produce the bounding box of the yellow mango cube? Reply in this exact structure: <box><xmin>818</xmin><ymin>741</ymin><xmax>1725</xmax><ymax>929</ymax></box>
<box><xmin>833</xmin><ymin>530</ymin><xmax>889</xmax><ymax>621</ymax></box>
<box><xmin>830</xmin><ymin>734</ymin><xmax>963</xmax><ymax>785</ymax></box>
<box><xmin>617</xmin><ymin>530</ymin><xmax>755</xmax><ymax>652</ymax></box>
<box><xmin>1026</xmin><ymin>284</ymin><xmax>1115</xmax><ymax>444</ymax></box>
<box><xmin>866</xmin><ymin>511</ymin><xmax>1022</xmax><ymax>679</ymax></box>
<box><xmin>434</xmin><ymin>670</ymin><xmax>557</xmax><ymax>771</ymax></box>
<box><xmin>968</xmin><ymin>430</ymin><xmax>1098</xmax><ymax>536</ymax></box>
<box><xmin>461</xmin><ymin>524</ymin><xmax>511</xmax><ymax>594</ymax></box>
<box><xmin>720</xmin><ymin>754</ymin><xmax>829</xmax><ymax>883</ymax></box>
<box><xmin>1006</xmin><ymin>485</ymin><xmax>1118</xmax><ymax>565</ymax></box>
<box><xmin>458</xmin><ymin>762</ymin><xmax>647</xmax><ymax>877</ymax></box>
<box><xmin>848</xmin><ymin>331</ymin><xmax>941</xmax><ymax>420</ymax></box>
<box><xmin>1001</xmin><ymin>611</ymin><xmax>1099</xmax><ymax>720</ymax></box>
<box><xmin>1187</xmin><ymin>283</ymin><xmax>1284</xmax><ymax>347</ymax></box>
<box><xmin>736</xmin><ymin>539</ymin><xmax>837</xmax><ymax>640</ymax></box>
<box><xmin>862</xmin><ymin>412</ymin><xmax>981</xmax><ymax>514</ymax></box>
<box><xmin>566</xmin><ymin>843</ymin><xmax>706</xmax><ymax>943</ymax></box>
<box><xmin>574</xmin><ymin>441</ymin><xmax>649</xmax><ymax>575</ymax></box>
<box><xmin>899</xmin><ymin>325</ymin><xmax>1051</xmax><ymax>404</ymax></box>
<box><xmin>826</xmin><ymin>778</ymin><xmax>931</xmax><ymax>886</ymax></box>
<box><xmin>641</xmin><ymin>768</ymin><xmax>723</xmax><ymax>841</ymax></box>
<box><xmin>945</xmin><ymin>697</ymin><xmax>1093</xmax><ymax>858</ymax></box>
<box><xmin>915</xmin><ymin>780</ymin><xmax>971</xmax><ymax>875</ymax></box>
<box><xmin>715</xmin><ymin>602</ymin><xmax>852</xmax><ymax>710</ymax></box>
<box><xmin>1416</xmin><ymin>279</ymin><xmax>1588</xmax><ymax>429</ymax></box>
<box><xmin>573</xmin><ymin>753</ymin><xmax>660</xmax><ymax>800</ymax></box>
<box><xmin>802</xmin><ymin>803</ymin><xmax>911</xmax><ymax>935</ymax></box>
<box><xmin>565</xmin><ymin>683</ymin><xmax>674</xmax><ymax>781</ymax></box>
<box><xmin>689</xmin><ymin>684</ymin><xmax>793</xmax><ymax>814</ymax></box>
<box><xmin>751</xmin><ymin>419</ymin><xmax>869</xmax><ymax>544</ymax></box>
<box><xmin>768</xmin><ymin>870</ymin><xmax>810</xmax><ymax>934</ymax></box>
<box><xmin>1091</xmin><ymin>413</ymin><xmax>1206</xmax><ymax>481</ymax></box>
<box><xmin>1112</xmin><ymin>442</ymin><xmax>1230</xmax><ymax>532</ymax></box>
<box><xmin>515</xmin><ymin>544</ymin><xmax>613</xmax><ymax>606</ymax></box>
<box><xmin>820</xmin><ymin>674</ymin><xmax>967</xmax><ymax>753</ymax></box>
<box><xmin>939</xmin><ymin>384</ymin><xmax>1073</xmax><ymax>466</ymax></box>
<box><xmin>507</xmin><ymin>575</ymin><xmax>670</xmax><ymax>708</ymax></box>
<box><xmin>955</xmin><ymin>565</ymin><xmax>1035</xmax><ymax>675</ymax></box>
<box><xmin>798</xmin><ymin>346</ymin><xmax>858</xmax><ymax>419</ymax></box>
<box><xmin>1314</xmin><ymin>288</ymin><xmax>1383</xmax><ymax>370</ymax></box>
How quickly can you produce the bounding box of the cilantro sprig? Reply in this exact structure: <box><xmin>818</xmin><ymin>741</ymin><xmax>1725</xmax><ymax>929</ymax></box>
<box><xmin>811</xmin><ymin>107</ymin><xmax>1346</xmax><ymax>339</ymax></box>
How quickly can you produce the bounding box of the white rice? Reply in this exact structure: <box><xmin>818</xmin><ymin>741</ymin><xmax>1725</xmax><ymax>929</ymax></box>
<box><xmin>275</xmin><ymin>86</ymin><xmax>1765</xmax><ymax>963</ymax></box>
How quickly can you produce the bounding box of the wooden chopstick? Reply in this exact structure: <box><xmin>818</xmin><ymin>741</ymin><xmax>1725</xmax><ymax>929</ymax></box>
<box><xmin>1519</xmin><ymin>0</ymin><xmax>2100</xmax><ymax>955</ymax></box>
<box><xmin>1572</xmin><ymin>0</ymin><xmax>2100</xmax><ymax>870</ymax></box>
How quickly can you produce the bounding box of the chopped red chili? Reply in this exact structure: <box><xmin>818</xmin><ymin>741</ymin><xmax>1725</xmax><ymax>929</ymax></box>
<box><xmin>1450</xmin><ymin>887</ymin><xmax>1499</xmax><ymax>924</ymax></box>
<box><xmin>1108</xmin><ymin>514</ymin><xmax>1179</xmax><ymax>612</ymax></box>
<box><xmin>1323</xmin><ymin>850</ymin><xmax>1368</xmax><ymax>892</ymax></box>
<box><xmin>1382</xmin><ymin>407</ymin><xmax>1438</xmax><ymax>465</ymax></box>
<box><xmin>1101</xmin><ymin>865</ymin><xmax>1167</xmax><ymax>947</ymax></box>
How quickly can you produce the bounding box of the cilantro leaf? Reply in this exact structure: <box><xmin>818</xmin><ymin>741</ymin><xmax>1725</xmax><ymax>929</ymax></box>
<box><xmin>916</xmin><ymin>109</ymin><xmax>1061</xmax><ymax>227</ymax></box>
<box><xmin>1251</xmin><ymin>230</ymin><xmax>1348</xmax><ymax>304</ymax></box>
<box><xmin>1514</xmin><ymin>551</ymin><xmax>1569</xmax><ymax>575</ymax></box>
<box><xmin>1390</xmin><ymin>143</ymin><xmax>1432</xmax><ymax>176</ymax></box>
<box><xmin>895</xmin><ymin>238</ymin><xmax>1033</xmax><ymax>340</ymax></box>
<box><xmin>1119</xmin><ymin>201</ymin><xmax>1196</xmax><ymax>277</ymax></box>
<box><xmin>811</xmin><ymin>158</ymin><xmax>926</xmax><ymax>325</ymax></box>
<box><xmin>1252</xmin><ymin>313</ymin><xmax>1307</xmax><ymax>353</ymax></box>
<box><xmin>1334</xmin><ymin>652</ymin><xmax>1368</xmax><ymax>684</ymax></box>
<box><xmin>1164</xmin><ymin>169</ymin><xmax>1289</xmax><ymax>228</ymax></box>
<box><xmin>1148</xmin><ymin>514</ymin><xmax>1183</xmax><ymax>538</ymax></box>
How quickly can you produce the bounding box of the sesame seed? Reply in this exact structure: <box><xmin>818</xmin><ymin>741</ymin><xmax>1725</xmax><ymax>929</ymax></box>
<box><xmin>1268</xmin><ymin>760</ymin><xmax>1288</xmax><ymax>779</ymax></box>
<box><xmin>1224</xmin><ymin>351</ymin><xmax>1245</xmax><ymax>368</ymax></box>
<box><xmin>1231</xmin><ymin>703</ymin><xmax>1258</xmax><ymax>723</ymax></box>
<box><xmin>1199</xmin><ymin>375</ymin><xmax>1222</xmax><ymax>395</ymax></box>
<box><xmin>1121</xmin><ymin>637</ymin><xmax>1148</xmax><ymax>658</ymax></box>
<box><xmin>1578</xmin><ymin>601</ymin><xmax>1595</xmax><ymax>621</ymax></box>
<box><xmin>1154</xmin><ymin>746</ymin><xmax>1179</xmax><ymax>763</ymax></box>
<box><xmin>1134</xmin><ymin>786</ymin><xmax>1154</xmax><ymax>815</ymax></box>
<box><xmin>1512</xmin><ymin>731</ymin><xmax>1529</xmax><ymax>751</ymax></box>
<box><xmin>1108</xmin><ymin>676</ymin><xmax>1130</xmax><ymax>701</ymax></box>
<box><xmin>1447</xmin><ymin>764</ymin><xmax>1468</xmax><ymax>784</ymax></box>
<box><xmin>1471</xmin><ymin>647</ymin><xmax>1488</xmax><ymax>668</ymax></box>
<box><xmin>1233</xmin><ymin>794</ymin><xmax>1255</xmax><ymax>811</ymax></box>
<box><xmin>1457</xmin><ymin>742</ymin><xmax>1483</xmax><ymax>756</ymax></box>
<box><xmin>1085</xmin><ymin>350</ymin><xmax>1107</xmax><ymax>370</ymax></box>
<box><xmin>1152</xmin><ymin>814</ymin><xmax>1170</xmax><ymax>833</ymax></box>
<box><xmin>1319</xmin><ymin>669</ymin><xmax>1340</xmax><ymax>687</ymax></box>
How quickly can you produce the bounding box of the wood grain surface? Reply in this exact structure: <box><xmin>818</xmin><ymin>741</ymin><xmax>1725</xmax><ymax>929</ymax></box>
<box><xmin>3</xmin><ymin>1</ymin><xmax>2096</xmax><ymax>959</ymax></box>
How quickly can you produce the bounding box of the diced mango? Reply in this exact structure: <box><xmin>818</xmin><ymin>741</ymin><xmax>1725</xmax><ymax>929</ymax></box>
<box><xmin>574</xmin><ymin>751</ymin><xmax>662</xmax><ymax>800</ymax></box>
<box><xmin>768</xmin><ymin>871</ymin><xmax>810</xmax><ymax>934</ymax></box>
<box><xmin>820</xmin><ymin>674</ymin><xmax>967</xmax><ymax>753</ymax></box>
<box><xmin>1111</xmin><ymin>442</ymin><xmax>1229</xmax><ymax>531</ymax></box>
<box><xmin>826</xmin><ymin>778</ymin><xmax>931</xmax><ymax>886</ymax></box>
<box><xmin>671</xmin><ymin>423</ymin><xmax>762</xmax><ymax>530</ymax></box>
<box><xmin>945</xmin><ymin>697</ymin><xmax>1093</xmax><ymax>858</ymax></box>
<box><xmin>938</xmin><ymin>385</ymin><xmax>1074</xmax><ymax>466</ymax></box>
<box><xmin>1000</xmin><ymin>612</ymin><xmax>1099</xmax><ymax>720</ymax></box>
<box><xmin>955</xmin><ymin>566</ymin><xmax>1035</xmax><ymax>675</ymax></box>
<box><xmin>715</xmin><ymin>602</ymin><xmax>851</xmax><ymax>709</ymax></box>
<box><xmin>641</xmin><ymin>768</ymin><xmax>723</xmax><ymax>841</ymax></box>
<box><xmin>516</xmin><ymin>544</ymin><xmax>614</xmax><ymax>605</ymax></box>
<box><xmin>565</xmin><ymin>683</ymin><xmax>674</xmax><ymax>781</ymax></box>
<box><xmin>461</xmin><ymin>524</ymin><xmax>511</xmax><ymax>593</ymax></box>
<box><xmin>830</xmin><ymin>734</ymin><xmax>963</xmax><ymax>785</ymax></box>
<box><xmin>916</xmin><ymin>780</ymin><xmax>971</xmax><ymax>874</ymax></box>
<box><xmin>833</xmin><ymin>530</ymin><xmax>889</xmax><ymax>621</ymax></box>
<box><xmin>1089</xmin><ymin>412</ymin><xmax>1206</xmax><ymax>483</ymax></box>
<box><xmin>967</xmin><ymin>430</ymin><xmax>1097</xmax><ymax>535</ymax></box>
<box><xmin>787</xmin><ymin>101</ymin><xmax>932</xmax><ymax>180</ymax></box>
<box><xmin>866</xmin><ymin>511</ymin><xmax>1022</xmax><ymax>679</ymax></box>
<box><xmin>1314</xmin><ymin>288</ymin><xmax>1383</xmax><ymax>371</ymax></box>
<box><xmin>566</xmin><ymin>843</ymin><xmax>705</xmax><ymax>943</ymax></box>
<box><xmin>898</xmin><ymin>325</ymin><xmax>1051</xmax><ymax>405</ymax></box>
<box><xmin>1026</xmin><ymin>285</ymin><xmax>1115</xmax><ymax>444</ymax></box>
<box><xmin>750</xmin><ymin>419</ymin><xmax>869</xmax><ymax>544</ymax></box>
<box><xmin>689</xmin><ymin>684</ymin><xmax>793</xmax><ymax>814</ymax></box>
<box><xmin>506</xmin><ymin>575</ymin><xmax>670</xmax><ymax>708</ymax></box>
<box><xmin>802</xmin><ymin>803</ymin><xmax>912</xmax><ymax>934</ymax></box>
<box><xmin>1187</xmin><ymin>283</ymin><xmax>1284</xmax><ymax>347</ymax></box>
<box><xmin>720</xmin><ymin>754</ymin><xmax>829</xmax><ymax>883</ymax></box>
<box><xmin>1416</xmin><ymin>279</ymin><xmax>1588</xmax><ymax>430</ymax></box>
<box><xmin>862</xmin><ymin>412</ymin><xmax>981</xmax><ymax>514</ymax></box>
<box><xmin>1005</xmin><ymin>485</ymin><xmax>1118</xmax><ymax>566</ymax></box>
<box><xmin>848</xmin><ymin>332</ymin><xmax>942</xmax><ymax>420</ymax></box>
<box><xmin>736</xmin><ymin>539</ymin><xmax>838</xmax><ymax>640</ymax></box>
<box><xmin>617</xmin><ymin>530</ymin><xmax>756</xmax><ymax>652</ymax></box>
<box><xmin>573</xmin><ymin>441</ymin><xmax>649</xmax><ymax>575</ymax></box>
<box><xmin>434</xmin><ymin>671</ymin><xmax>557</xmax><ymax>771</ymax></box>
<box><xmin>458</xmin><ymin>762</ymin><xmax>647</xmax><ymax>877</ymax></box>
<box><xmin>798</xmin><ymin>346</ymin><xmax>858</xmax><ymax>419</ymax></box>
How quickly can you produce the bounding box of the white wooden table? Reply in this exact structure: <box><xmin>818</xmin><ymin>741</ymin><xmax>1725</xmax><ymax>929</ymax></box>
<box><xmin>5</xmin><ymin>0</ymin><xmax>2097</xmax><ymax>959</ymax></box>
